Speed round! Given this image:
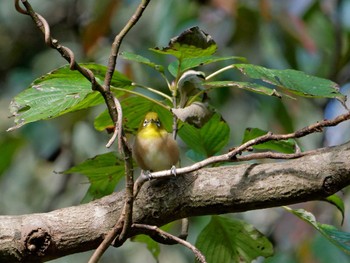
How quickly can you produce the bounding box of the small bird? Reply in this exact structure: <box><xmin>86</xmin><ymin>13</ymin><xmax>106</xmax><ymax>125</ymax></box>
<box><xmin>133</xmin><ymin>112</ymin><xmax>179</xmax><ymax>172</ymax></box>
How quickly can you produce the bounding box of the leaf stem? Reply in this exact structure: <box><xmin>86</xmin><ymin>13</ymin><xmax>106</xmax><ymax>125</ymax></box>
<box><xmin>111</xmin><ymin>87</ymin><xmax>171</xmax><ymax>110</ymax></box>
<box><xmin>205</xmin><ymin>64</ymin><xmax>235</xmax><ymax>80</ymax></box>
<box><xmin>131</xmin><ymin>83</ymin><xmax>173</xmax><ymax>102</ymax></box>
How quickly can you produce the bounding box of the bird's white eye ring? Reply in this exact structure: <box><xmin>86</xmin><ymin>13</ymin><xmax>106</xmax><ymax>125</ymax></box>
<box><xmin>156</xmin><ymin>120</ymin><xmax>161</xmax><ymax>127</ymax></box>
<box><xmin>143</xmin><ymin>120</ymin><xmax>149</xmax><ymax>127</ymax></box>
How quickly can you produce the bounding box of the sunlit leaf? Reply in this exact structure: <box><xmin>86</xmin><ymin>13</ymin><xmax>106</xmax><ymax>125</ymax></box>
<box><xmin>324</xmin><ymin>194</ymin><xmax>345</xmax><ymax>225</ymax></box>
<box><xmin>150</xmin><ymin>26</ymin><xmax>217</xmax><ymax>59</ymax></box>
<box><xmin>242</xmin><ymin>127</ymin><xmax>296</xmax><ymax>154</ymax></box>
<box><xmin>64</xmin><ymin>152</ymin><xmax>124</xmax><ymax>202</ymax></box>
<box><xmin>178</xmin><ymin>113</ymin><xmax>229</xmax><ymax>157</ymax></box>
<box><xmin>284</xmin><ymin>206</ymin><xmax>350</xmax><ymax>255</ymax></box>
<box><xmin>196</xmin><ymin>216</ymin><xmax>273</xmax><ymax>263</ymax></box>
<box><xmin>8</xmin><ymin>63</ymin><xmax>132</xmax><ymax>130</ymax></box>
<box><xmin>233</xmin><ymin>64</ymin><xmax>346</xmax><ymax>103</ymax></box>
<box><xmin>120</xmin><ymin>51</ymin><xmax>165</xmax><ymax>73</ymax></box>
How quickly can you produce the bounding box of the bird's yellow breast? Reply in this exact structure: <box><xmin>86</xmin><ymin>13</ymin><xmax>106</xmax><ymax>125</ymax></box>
<box><xmin>133</xmin><ymin>112</ymin><xmax>180</xmax><ymax>172</ymax></box>
<box><xmin>137</xmin><ymin>123</ymin><xmax>167</xmax><ymax>139</ymax></box>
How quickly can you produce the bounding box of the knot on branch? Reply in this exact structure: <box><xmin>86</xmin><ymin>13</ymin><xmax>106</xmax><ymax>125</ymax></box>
<box><xmin>323</xmin><ymin>176</ymin><xmax>336</xmax><ymax>195</ymax></box>
<box><xmin>24</xmin><ymin>228</ymin><xmax>51</xmax><ymax>256</ymax></box>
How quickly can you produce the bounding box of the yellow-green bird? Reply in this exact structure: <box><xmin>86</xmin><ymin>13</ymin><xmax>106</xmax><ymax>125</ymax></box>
<box><xmin>133</xmin><ymin>112</ymin><xmax>179</xmax><ymax>172</ymax></box>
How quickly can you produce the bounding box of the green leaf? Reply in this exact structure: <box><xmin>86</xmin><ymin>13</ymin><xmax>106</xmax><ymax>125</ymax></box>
<box><xmin>195</xmin><ymin>216</ymin><xmax>273</xmax><ymax>263</ymax></box>
<box><xmin>233</xmin><ymin>64</ymin><xmax>346</xmax><ymax>103</ymax></box>
<box><xmin>94</xmin><ymin>96</ymin><xmax>172</xmax><ymax>134</ymax></box>
<box><xmin>168</xmin><ymin>56</ymin><xmax>246</xmax><ymax>77</ymax></box>
<box><xmin>324</xmin><ymin>194</ymin><xmax>345</xmax><ymax>225</ymax></box>
<box><xmin>150</xmin><ymin>26</ymin><xmax>217</xmax><ymax>59</ymax></box>
<box><xmin>94</xmin><ymin>110</ymin><xmax>114</xmax><ymax>132</ymax></box>
<box><xmin>284</xmin><ymin>206</ymin><xmax>350</xmax><ymax>255</ymax></box>
<box><xmin>204</xmin><ymin>81</ymin><xmax>282</xmax><ymax>98</ymax></box>
<box><xmin>64</xmin><ymin>152</ymin><xmax>124</xmax><ymax>202</ymax></box>
<box><xmin>178</xmin><ymin>113</ymin><xmax>230</xmax><ymax>157</ymax></box>
<box><xmin>120</xmin><ymin>51</ymin><xmax>165</xmax><ymax>73</ymax></box>
<box><xmin>242</xmin><ymin>127</ymin><xmax>296</xmax><ymax>154</ymax></box>
<box><xmin>8</xmin><ymin>63</ymin><xmax>132</xmax><ymax>130</ymax></box>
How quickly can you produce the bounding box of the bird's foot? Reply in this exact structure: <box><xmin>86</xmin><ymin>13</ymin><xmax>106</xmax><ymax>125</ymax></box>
<box><xmin>170</xmin><ymin>165</ymin><xmax>177</xmax><ymax>176</ymax></box>
<box><xmin>141</xmin><ymin>170</ymin><xmax>153</xmax><ymax>180</ymax></box>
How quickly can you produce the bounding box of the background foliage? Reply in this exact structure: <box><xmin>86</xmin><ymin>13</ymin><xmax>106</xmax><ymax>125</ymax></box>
<box><xmin>1</xmin><ymin>0</ymin><xmax>350</xmax><ymax>262</ymax></box>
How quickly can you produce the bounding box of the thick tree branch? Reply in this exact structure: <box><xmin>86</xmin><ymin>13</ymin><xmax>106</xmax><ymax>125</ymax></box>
<box><xmin>134</xmin><ymin>111</ymin><xmax>350</xmax><ymax>195</ymax></box>
<box><xmin>1</xmin><ymin>142</ymin><xmax>350</xmax><ymax>262</ymax></box>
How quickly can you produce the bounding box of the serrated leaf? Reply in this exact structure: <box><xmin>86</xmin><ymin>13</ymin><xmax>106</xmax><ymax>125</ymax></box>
<box><xmin>150</xmin><ymin>26</ymin><xmax>217</xmax><ymax>59</ymax></box>
<box><xmin>324</xmin><ymin>194</ymin><xmax>345</xmax><ymax>225</ymax></box>
<box><xmin>284</xmin><ymin>206</ymin><xmax>350</xmax><ymax>255</ymax></box>
<box><xmin>168</xmin><ymin>56</ymin><xmax>246</xmax><ymax>77</ymax></box>
<box><xmin>64</xmin><ymin>152</ymin><xmax>124</xmax><ymax>202</ymax></box>
<box><xmin>204</xmin><ymin>81</ymin><xmax>282</xmax><ymax>98</ymax></box>
<box><xmin>233</xmin><ymin>64</ymin><xmax>346</xmax><ymax>103</ymax></box>
<box><xmin>120</xmin><ymin>51</ymin><xmax>164</xmax><ymax>73</ymax></box>
<box><xmin>8</xmin><ymin>63</ymin><xmax>132</xmax><ymax>130</ymax></box>
<box><xmin>196</xmin><ymin>216</ymin><xmax>273</xmax><ymax>263</ymax></box>
<box><xmin>242</xmin><ymin>127</ymin><xmax>296</xmax><ymax>154</ymax></box>
<box><xmin>94</xmin><ymin>96</ymin><xmax>172</xmax><ymax>134</ymax></box>
<box><xmin>178</xmin><ymin>113</ymin><xmax>229</xmax><ymax>157</ymax></box>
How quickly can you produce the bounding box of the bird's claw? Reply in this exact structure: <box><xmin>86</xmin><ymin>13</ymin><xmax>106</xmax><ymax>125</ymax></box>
<box><xmin>170</xmin><ymin>165</ymin><xmax>177</xmax><ymax>176</ymax></box>
<box><xmin>141</xmin><ymin>170</ymin><xmax>153</xmax><ymax>181</ymax></box>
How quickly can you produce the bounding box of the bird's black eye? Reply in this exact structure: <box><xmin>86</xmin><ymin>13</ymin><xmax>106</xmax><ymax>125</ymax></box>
<box><xmin>155</xmin><ymin>120</ymin><xmax>161</xmax><ymax>127</ymax></box>
<box><xmin>143</xmin><ymin>120</ymin><xmax>149</xmax><ymax>127</ymax></box>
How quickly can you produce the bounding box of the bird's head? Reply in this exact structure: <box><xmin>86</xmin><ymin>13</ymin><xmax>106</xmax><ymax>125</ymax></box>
<box><xmin>139</xmin><ymin>112</ymin><xmax>163</xmax><ymax>132</ymax></box>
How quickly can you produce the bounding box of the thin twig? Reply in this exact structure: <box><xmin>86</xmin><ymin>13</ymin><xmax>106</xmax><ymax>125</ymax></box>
<box><xmin>133</xmin><ymin>224</ymin><xmax>207</xmax><ymax>263</ymax></box>
<box><xmin>234</xmin><ymin>150</ymin><xmax>309</xmax><ymax>162</ymax></box>
<box><xmin>103</xmin><ymin>0</ymin><xmax>151</xmax><ymax>91</ymax></box>
<box><xmin>87</xmin><ymin>216</ymin><xmax>124</xmax><ymax>263</ymax></box>
<box><xmin>89</xmin><ymin>1</ymin><xmax>151</xmax><ymax>262</ymax></box>
<box><xmin>118</xmin><ymin>140</ymin><xmax>134</xmax><ymax>241</ymax></box>
<box><xmin>179</xmin><ymin>218</ymin><xmax>189</xmax><ymax>240</ymax></box>
<box><xmin>15</xmin><ymin>1</ymin><xmax>136</xmax><ymax>262</ymax></box>
<box><xmin>16</xmin><ymin>0</ymin><xmax>101</xmax><ymax>91</ymax></box>
<box><xmin>15</xmin><ymin>0</ymin><xmax>120</xmax><ymax>152</ymax></box>
<box><xmin>106</xmin><ymin>96</ymin><xmax>123</xmax><ymax>152</ymax></box>
<box><xmin>87</xmin><ymin>143</ymin><xmax>133</xmax><ymax>263</ymax></box>
<box><xmin>134</xmin><ymin>110</ymin><xmax>350</xmax><ymax>196</ymax></box>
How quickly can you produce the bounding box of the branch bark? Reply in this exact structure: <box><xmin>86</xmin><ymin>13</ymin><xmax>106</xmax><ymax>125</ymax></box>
<box><xmin>1</xmin><ymin>142</ymin><xmax>350</xmax><ymax>262</ymax></box>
